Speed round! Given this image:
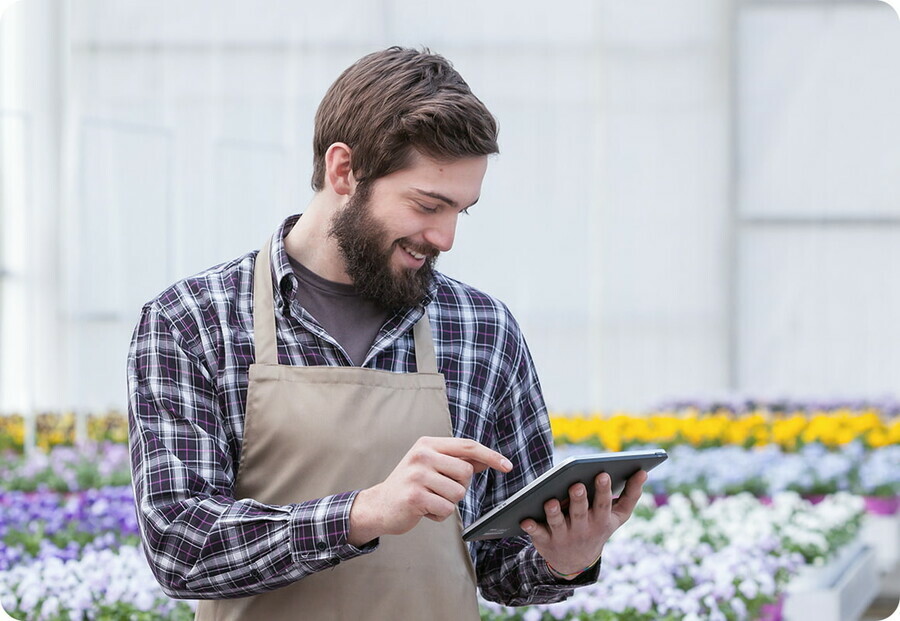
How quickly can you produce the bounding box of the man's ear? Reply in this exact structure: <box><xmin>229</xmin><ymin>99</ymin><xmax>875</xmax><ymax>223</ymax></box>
<box><xmin>324</xmin><ymin>143</ymin><xmax>356</xmax><ymax>197</ymax></box>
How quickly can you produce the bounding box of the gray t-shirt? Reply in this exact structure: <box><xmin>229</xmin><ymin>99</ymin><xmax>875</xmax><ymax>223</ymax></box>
<box><xmin>288</xmin><ymin>255</ymin><xmax>391</xmax><ymax>366</ymax></box>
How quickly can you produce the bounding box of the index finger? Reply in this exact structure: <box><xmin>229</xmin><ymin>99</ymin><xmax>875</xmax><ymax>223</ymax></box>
<box><xmin>427</xmin><ymin>437</ymin><xmax>513</xmax><ymax>474</ymax></box>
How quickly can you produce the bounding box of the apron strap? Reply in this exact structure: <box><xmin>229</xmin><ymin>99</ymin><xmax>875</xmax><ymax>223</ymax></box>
<box><xmin>413</xmin><ymin>311</ymin><xmax>438</xmax><ymax>374</ymax></box>
<box><xmin>254</xmin><ymin>236</ymin><xmax>439</xmax><ymax>374</ymax></box>
<box><xmin>253</xmin><ymin>238</ymin><xmax>279</xmax><ymax>365</ymax></box>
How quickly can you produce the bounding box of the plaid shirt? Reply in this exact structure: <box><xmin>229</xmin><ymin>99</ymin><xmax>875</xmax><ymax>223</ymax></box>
<box><xmin>128</xmin><ymin>214</ymin><xmax>597</xmax><ymax>606</ymax></box>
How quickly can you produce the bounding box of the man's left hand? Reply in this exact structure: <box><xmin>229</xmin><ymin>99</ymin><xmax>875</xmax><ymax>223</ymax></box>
<box><xmin>520</xmin><ymin>469</ymin><xmax>648</xmax><ymax>579</ymax></box>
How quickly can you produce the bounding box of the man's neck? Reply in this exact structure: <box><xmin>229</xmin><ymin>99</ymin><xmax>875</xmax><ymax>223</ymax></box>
<box><xmin>283</xmin><ymin>195</ymin><xmax>353</xmax><ymax>285</ymax></box>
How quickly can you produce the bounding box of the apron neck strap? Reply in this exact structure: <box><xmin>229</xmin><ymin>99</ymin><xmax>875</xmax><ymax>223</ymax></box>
<box><xmin>253</xmin><ymin>239</ymin><xmax>279</xmax><ymax>364</ymax></box>
<box><xmin>254</xmin><ymin>237</ymin><xmax>439</xmax><ymax>373</ymax></box>
<box><xmin>413</xmin><ymin>310</ymin><xmax>438</xmax><ymax>374</ymax></box>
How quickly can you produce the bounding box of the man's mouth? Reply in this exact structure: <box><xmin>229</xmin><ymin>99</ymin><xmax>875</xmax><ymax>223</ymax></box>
<box><xmin>399</xmin><ymin>243</ymin><xmax>428</xmax><ymax>261</ymax></box>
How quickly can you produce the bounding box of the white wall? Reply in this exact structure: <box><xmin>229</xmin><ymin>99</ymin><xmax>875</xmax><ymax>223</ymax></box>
<box><xmin>1</xmin><ymin>0</ymin><xmax>898</xmax><ymax>413</ymax></box>
<box><xmin>591</xmin><ymin>0</ymin><xmax>733</xmax><ymax>409</ymax></box>
<box><xmin>736</xmin><ymin>1</ymin><xmax>900</xmax><ymax>399</ymax></box>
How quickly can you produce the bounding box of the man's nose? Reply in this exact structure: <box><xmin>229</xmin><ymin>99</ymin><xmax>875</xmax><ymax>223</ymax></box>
<box><xmin>424</xmin><ymin>214</ymin><xmax>457</xmax><ymax>253</ymax></box>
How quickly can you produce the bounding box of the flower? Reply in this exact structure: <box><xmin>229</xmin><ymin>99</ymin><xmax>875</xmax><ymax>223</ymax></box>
<box><xmin>0</xmin><ymin>545</ymin><xmax>196</xmax><ymax>620</ymax></box>
<box><xmin>553</xmin><ymin>442</ymin><xmax>900</xmax><ymax>499</ymax></box>
<box><xmin>549</xmin><ymin>404</ymin><xmax>899</xmax><ymax>451</ymax></box>
<box><xmin>480</xmin><ymin>491</ymin><xmax>838</xmax><ymax>620</ymax></box>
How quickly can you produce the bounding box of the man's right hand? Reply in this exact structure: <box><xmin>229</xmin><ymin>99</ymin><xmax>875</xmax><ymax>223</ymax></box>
<box><xmin>348</xmin><ymin>436</ymin><xmax>513</xmax><ymax>547</ymax></box>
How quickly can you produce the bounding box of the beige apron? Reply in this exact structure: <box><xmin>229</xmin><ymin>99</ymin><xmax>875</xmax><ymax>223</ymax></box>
<box><xmin>194</xmin><ymin>240</ymin><xmax>480</xmax><ymax>620</ymax></box>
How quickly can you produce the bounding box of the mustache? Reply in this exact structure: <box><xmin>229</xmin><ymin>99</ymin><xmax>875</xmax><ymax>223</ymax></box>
<box><xmin>397</xmin><ymin>238</ymin><xmax>440</xmax><ymax>260</ymax></box>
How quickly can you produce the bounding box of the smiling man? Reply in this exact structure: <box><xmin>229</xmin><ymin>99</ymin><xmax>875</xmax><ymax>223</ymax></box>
<box><xmin>127</xmin><ymin>47</ymin><xmax>646</xmax><ymax>620</ymax></box>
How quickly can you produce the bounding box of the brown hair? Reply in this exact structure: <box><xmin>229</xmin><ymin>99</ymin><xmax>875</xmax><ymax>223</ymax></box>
<box><xmin>311</xmin><ymin>47</ymin><xmax>499</xmax><ymax>191</ymax></box>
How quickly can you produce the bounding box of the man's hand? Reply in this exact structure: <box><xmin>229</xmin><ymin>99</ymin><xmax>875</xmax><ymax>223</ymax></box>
<box><xmin>520</xmin><ymin>470</ymin><xmax>648</xmax><ymax>579</ymax></box>
<box><xmin>348</xmin><ymin>437</ymin><xmax>512</xmax><ymax>547</ymax></box>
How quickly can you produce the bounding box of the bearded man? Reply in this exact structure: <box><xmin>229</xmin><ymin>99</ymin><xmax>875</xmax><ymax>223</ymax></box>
<box><xmin>127</xmin><ymin>47</ymin><xmax>646</xmax><ymax>620</ymax></box>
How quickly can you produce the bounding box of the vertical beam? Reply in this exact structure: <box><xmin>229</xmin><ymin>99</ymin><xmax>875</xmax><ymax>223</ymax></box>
<box><xmin>727</xmin><ymin>0</ymin><xmax>741</xmax><ymax>392</ymax></box>
<box><xmin>588</xmin><ymin>4</ymin><xmax>606</xmax><ymax>409</ymax></box>
<box><xmin>26</xmin><ymin>0</ymin><xmax>65</xmax><ymax>415</ymax></box>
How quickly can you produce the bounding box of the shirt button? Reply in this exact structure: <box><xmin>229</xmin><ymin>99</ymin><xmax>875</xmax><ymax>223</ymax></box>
<box><xmin>316</xmin><ymin>541</ymin><xmax>327</xmax><ymax>552</ymax></box>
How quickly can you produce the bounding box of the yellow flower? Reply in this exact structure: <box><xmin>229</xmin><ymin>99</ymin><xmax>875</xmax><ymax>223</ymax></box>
<box><xmin>548</xmin><ymin>407</ymin><xmax>896</xmax><ymax>451</ymax></box>
<box><xmin>866</xmin><ymin>429</ymin><xmax>889</xmax><ymax>449</ymax></box>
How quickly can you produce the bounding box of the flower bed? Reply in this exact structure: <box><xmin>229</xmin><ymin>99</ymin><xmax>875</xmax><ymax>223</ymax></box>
<box><xmin>0</xmin><ymin>546</ymin><xmax>196</xmax><ymax>620</ymax></box>
<box><xmin>0</xmin><ymin>442</ymin><xmax>131</xmax><ymax>492</ymax></box>
<box><xmin>0</xmin><ymin>412</ymin><xmax>128</xmax><ymax>453</ymax></box>
<box><xmin>481</xmin><ymin>492</ymin><xmax>864</xmax><ymax>620</ymax></box>
<box><xmin>2</xmin><ymin>403</ymin><xmax>899</xmax><ymax>453</ymax></box>
<box><xmin>483</xmin><ymin>537</ymin><xmax>796</xmax><ymax>621</ymax></box>
<box><xmin>555</xmin><ymin>443</ymin><xmax>900</xmax><ymax>501</ymax></box>
<box><xmin>6</xmin><ymin>488</ymin><xmax>861</xmax><ymax>621</ymax></box>
<box><xmin>0</xmin><ymin>440</ymin><xmax>888</xmax><ymax>620</ymax></box>
<box><xmin>0</xmin><ymin>480</ymin><xmax>196</xmax><ymax>618</ymax></box>
<box><xmin>0</xmin><ymin>487</ymin><xmax>140</xmax><ymax>570</ymax></box>
<box><xmin>550</xmin><ymin>408</ymin><xmax>900</xmax><ymax>451</ymax></box>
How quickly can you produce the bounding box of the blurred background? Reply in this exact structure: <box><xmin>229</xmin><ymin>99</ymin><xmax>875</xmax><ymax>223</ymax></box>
<box><xmin>2</xmin><ymin>0</ymin><xmax>900</xmax><ymax>416</ymax></box>
<box><xmin>2</xmin><ymin>4</ymin><xmax>900</xmax><ymax>620</ymax></box>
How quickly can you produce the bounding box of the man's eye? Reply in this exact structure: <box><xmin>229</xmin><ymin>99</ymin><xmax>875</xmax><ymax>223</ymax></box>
<box><xmin>460</xmin><ymin>208</ymin><xmax>471</xmax><ymax>216</ymax></box>
<box><xmin>417</xmin><ymin>202</ymin><xmax>438</xmax><ymax>213</ymax></box>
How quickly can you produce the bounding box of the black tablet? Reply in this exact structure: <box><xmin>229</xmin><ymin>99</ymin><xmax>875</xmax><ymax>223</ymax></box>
<box><xmin>462</xmin><ymin>449</ymin><xmax>668</xmax><ymax>541</ymax></box>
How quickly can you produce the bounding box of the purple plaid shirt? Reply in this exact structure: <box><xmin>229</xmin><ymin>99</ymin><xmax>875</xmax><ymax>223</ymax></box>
<box><xmin>127</xmin><ymin>214</ymin><xmax>597</xmax><ymax>606</ymax></box>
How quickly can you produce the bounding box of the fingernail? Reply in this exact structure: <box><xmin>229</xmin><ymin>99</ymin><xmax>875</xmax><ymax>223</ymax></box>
<box><xmin>523</xmin><ymin>523</ymin><xmax>533</xmax><ymax>532</ymax></box>
<box><xmin>574</xmin><ymin>486</ymin><xmax>584</xmax><ymax>497</ymax></box>
<box><xmin>501</xmin><ymin>458</ymin><xmax>513</xmax><ymax>470</ymax></box>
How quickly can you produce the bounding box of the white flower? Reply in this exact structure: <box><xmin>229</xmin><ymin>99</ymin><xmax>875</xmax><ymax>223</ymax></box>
<box><xmin>522</xmin><ymin>609</ymin><xmax>543</xmax><ymax>621</ymax></box>
<box><xmin>632</xmin><ymin>591</ymin><xmax>652</xmax><ymax>614</ymax></box>
<box><xmin>39</xmin><ymin>596</ymin><xmax>60</xmax><ymax>618</ymax></box>
<box><xmin>731</xmin><ymin>596</ymin><xmax>748</xmax><ymax>619</ymax></box>
<box><xmin>738</xmin><ymin>579</ymin><xmax>758</xmax><ymax>599</ymax></box>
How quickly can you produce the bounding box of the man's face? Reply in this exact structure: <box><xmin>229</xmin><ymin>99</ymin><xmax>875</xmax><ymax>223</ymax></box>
<box><xmin>328</xmin><ymin>152</ymin><xmax>488</xmax><ymax>311</ymax></box>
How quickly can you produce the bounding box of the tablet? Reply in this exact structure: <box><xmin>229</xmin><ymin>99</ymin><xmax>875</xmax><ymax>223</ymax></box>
<box><xmin>462</xmin><ymin>449</ymin><xmax>668</xmax><ymax>541</ymax></box>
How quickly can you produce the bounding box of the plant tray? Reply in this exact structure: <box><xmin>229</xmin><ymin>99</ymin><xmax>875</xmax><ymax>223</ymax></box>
<box><xmin>782</xmin><ymin>537</ymin><xmax>879</xmax><ymax>621</ymax></box>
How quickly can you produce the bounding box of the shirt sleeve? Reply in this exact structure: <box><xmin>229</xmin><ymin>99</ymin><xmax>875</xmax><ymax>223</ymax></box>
<box><xmin>472</xmin><ymin>317</ymin><xmax>598</xmax><ymax>606</ymax></box>
<box><xmin>127</xmin><ymin>300</ymin><xmax>376</xmax><ymax>599</ymax></box>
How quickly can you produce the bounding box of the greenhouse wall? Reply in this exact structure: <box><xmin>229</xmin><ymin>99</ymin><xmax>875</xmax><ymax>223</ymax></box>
<box><xmin>0</xmin><ymin>0</ymin><xmax>899</xmax><ymax>414</ymax></box>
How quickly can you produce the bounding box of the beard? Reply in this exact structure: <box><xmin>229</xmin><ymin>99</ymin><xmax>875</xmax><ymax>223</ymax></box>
<box><xmin>327</xmin><ymin>183</ymin><xmax>439</xmax><ymax>311</ymax></box>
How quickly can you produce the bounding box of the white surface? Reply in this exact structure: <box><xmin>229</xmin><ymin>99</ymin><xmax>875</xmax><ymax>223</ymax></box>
<box><xmin>739</xmin><ymin>3</ymin><xmax>900</xmax><ymax>219</ymax></box>
<box><xmin>784</xmin><ymin>538</ymin><xmax>880</xmax><ymax>621</ymax></box>
<box><xmin>738</xmin><ymin>227</ymin><xmax>900</xmax><ymax>396</ymax></box>
<box><xmin>862</xmin><ymin>512</ymin><xmax>900</xmax><ymax>574</ymax></box>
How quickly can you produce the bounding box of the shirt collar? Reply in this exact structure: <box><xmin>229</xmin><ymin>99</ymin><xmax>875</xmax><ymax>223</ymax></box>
<box><xmin>270</xmin><ymin>214</ymin><xmax>302</xmax><ymax>308</ymax></box>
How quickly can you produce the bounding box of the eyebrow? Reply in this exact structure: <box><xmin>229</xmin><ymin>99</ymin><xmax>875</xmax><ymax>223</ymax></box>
<box><xmin>411</xmin><ymin>187</ymin><xmax>480</xmax><ymax>210</ymax></box>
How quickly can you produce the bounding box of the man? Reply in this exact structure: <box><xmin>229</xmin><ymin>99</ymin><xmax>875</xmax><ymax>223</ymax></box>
<box><xmin>127</xmin><ymin>47</ymin><xmax>647</xmax><ymax>620</ymax></box>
